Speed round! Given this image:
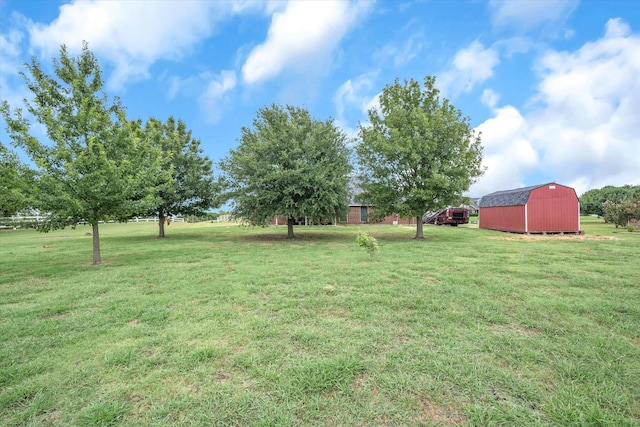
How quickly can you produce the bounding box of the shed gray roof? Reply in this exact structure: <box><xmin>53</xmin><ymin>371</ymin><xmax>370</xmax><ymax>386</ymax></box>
<box><xmin>479</xmin><ymin>183</ymin><xmax>553</xmax><ymax>208</ymax></box>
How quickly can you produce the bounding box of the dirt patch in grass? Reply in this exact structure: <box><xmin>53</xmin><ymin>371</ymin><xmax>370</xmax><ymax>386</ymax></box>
<box><xmin>215</xmin><ymin>372</ymin><xmax>233</xmax><ymax>383</ymax></box>
<box><xmin>240</xmin><ymin>231</ymin><xmax>352</xmax><ymax>243</ymax></box>
<box><xmin>319</xmin><ymin>307</ymin><xmax>350</xmax><ymax>319</ymax></box>
<box><xmin>38</xmin><ymin>409</ymin><xmax>63</xmax><ymax>425</ymax></box>
<box><xmin>45</xmin><ymin>312</ymin><xmax>68</xmax><ymax>320</ymax></box>
<box><xmin>414</xmin><ymin>398</ymin><xmax>467</xmax><ymax>426</ymax></box>
<box><xmin>491</xmin><ymin>324</ymin><xmax>540</xmax><ymax>337</ymax></box>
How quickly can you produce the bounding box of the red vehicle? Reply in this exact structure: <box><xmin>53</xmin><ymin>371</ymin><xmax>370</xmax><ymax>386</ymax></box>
<box><xmin>423</xmin><ymin>207</ymin><xmax>469</xmax><ymax>226</ymax></box>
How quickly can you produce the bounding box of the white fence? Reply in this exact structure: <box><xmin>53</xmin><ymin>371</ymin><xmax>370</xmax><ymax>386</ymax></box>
<box><xmin>1</xmin><ymin>215</ymin><xmax>46</xmax><ymax>222</ymax></box>
<box><xmin>131</xmin><ymin>217</ymin><xmax>185</xmax><ymax>223</ymax></box>
<box><xmin>0</xmin><ymin>215</ymin><xmax>185</xmax><ymax>226</ymax></box>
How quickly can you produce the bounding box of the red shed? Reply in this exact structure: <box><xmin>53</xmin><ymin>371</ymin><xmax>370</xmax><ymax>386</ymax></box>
<box><xmin>479</xmin><ymin>182</ymin><xmax>580</xmax><ymax>234</ymax></box>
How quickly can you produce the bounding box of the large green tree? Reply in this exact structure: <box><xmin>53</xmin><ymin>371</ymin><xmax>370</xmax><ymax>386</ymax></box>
<box><xmin>0</xmin><ymin>143</ymin><xmax>34</xmax><ymax>216</ymax></box>
<box><xmin>602</xmin><ymin>193</ymin><xmax>640</xmax><ymax>228</ymax></box>
<box><xmin>141</xmin><ymin>117</ymin><xmax>219</xmax><ymax>238</ymax></box>
<box><xmin>356</xmin><ymin>76</ymin><xmax>484</xmax><ymax>239</ymax></box>
<box><xmin>1</xmin><ymin>43</ymin><xmax>162</xmax><ymax>264</ymax></box>
<box><xmin>220</xmin><ymin>104</ymin><xmax>352</xmax><ymax>238</ymax></box>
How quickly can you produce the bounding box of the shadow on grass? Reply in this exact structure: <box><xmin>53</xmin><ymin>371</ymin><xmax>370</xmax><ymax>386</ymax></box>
<box><xmin>238</xmin><ymin>230</ymin><xmax>354</xmax><ymax>243</ymax></box>
<box><xmin>238</xmin><ymin>226</ymin><xmax>439</xmax><ymax>243</ymax></box>
<box><xmin>102</xmin><ymin>224</ymin><xmax>446</xmax><ymax>246</ymax></box>
<box><xmin>105</xmin><ymin>232</ymin><xmax>218</xmax><ymax>244</ymax></box>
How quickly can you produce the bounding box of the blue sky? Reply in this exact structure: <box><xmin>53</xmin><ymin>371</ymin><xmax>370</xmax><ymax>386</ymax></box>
<box><xmin>1</xmin><ymin>0</ymin><xmax>639</xmax><ymax>197</ymax></box>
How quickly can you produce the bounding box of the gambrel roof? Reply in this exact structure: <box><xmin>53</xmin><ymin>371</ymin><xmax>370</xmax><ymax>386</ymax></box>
<box><xmin>479</xmin><ymin>183</ymin><xmax>555</xmax><ymax>208</ymax></box>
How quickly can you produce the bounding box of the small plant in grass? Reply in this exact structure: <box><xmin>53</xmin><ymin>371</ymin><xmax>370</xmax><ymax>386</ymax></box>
<box><xmin>356</xmin><ymin>229</ymin><xmax>379</xmax><ymax>260</ymax></box>
<box><xmin>627</xmin><ymin>224</ymin><xmax>636</xmax><ymax>232</ymax></box>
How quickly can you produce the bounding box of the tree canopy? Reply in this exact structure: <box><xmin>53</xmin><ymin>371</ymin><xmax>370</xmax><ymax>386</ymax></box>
<box><xmin>602</xmin><ymin>196</ymin><xmax>640</xmax><ymax>228</ymax></box>
<box><xmin>1</xmin><ymin>43</ymin><xmax>163</xmax><ymax>264</ymax></box>
<box><xmin>0</xmin><ymin>143</ymin><xmax>34</xmax><ymax>217</ymax></box>
<box><xmin>220</xmin><ymin>104</ymin><xmax>352</xmax><ymax>238</ymax></box>
<box><xmin>141</xmin><ymin>117</ymin><xmax>219</xmax><ymax>238</ymax></box>
<box><xmin>356</xmin><ymin>76</ymin><xmax>484</xmax><ymax>239</ymax></box>
<box><xmin>579</xmin><ymin>185</ymin><xmax>640</xmax><ymax>216</ymax></box>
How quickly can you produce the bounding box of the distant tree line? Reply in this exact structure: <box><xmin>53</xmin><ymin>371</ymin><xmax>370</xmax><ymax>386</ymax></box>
<box><xmin>579</xmin><ymin>185</ymin><xmax>640</xmax><ymax>216</ymax></box>
<box><xmin>1</xmin><ymin>42</ymin><xmax>484</xmax><ymax>262</ymax></box>
<box><xmin>579</xmin><ymin>185</ymin><xmax>640</xmax><ymax>228</ymax></box>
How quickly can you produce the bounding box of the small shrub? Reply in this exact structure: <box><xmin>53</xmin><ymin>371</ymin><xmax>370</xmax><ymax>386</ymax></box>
<box><xmin>356</xmin><ymin>230</ymin><xmax>379</xmax><ymax>260</ymax></box>
<box><xmin>627</xmin><ymin>224</ymin><xmax>636</xmax><ymax>232</ymax></box>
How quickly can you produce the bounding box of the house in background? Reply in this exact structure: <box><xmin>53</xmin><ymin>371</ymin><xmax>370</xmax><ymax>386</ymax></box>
<box><xmin>269</xmin><ymin>180</ymin><xmax>418</xmax><ymax>226</ymax></box>
<box><xmin>345</xmin><ymin>180</ymin><xmax>416</xmax><ymax>225</ymax></box>
<box><xmin>461</xmin><ymin>198</ymin><xmax>480</xmax><ymax>214</ymax></box>
<box><xmin>343</xmin><ymin>203</ymin><xmax>418</xmax><ymax>225</ymax></box>
<box><xmin>269</xmin><ymin>206</ymin><xmax>417</xmax><ymax>226</ymax></box>
<box><xmin>479</xmin><ymin>182</ymin><xmax>580</xmax><ymax>234</ymax></box>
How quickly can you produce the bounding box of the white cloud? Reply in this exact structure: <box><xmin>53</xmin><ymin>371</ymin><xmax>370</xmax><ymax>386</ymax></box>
<box><xmin>0</xmin><ymin>28</ymin><xmax>22</xmax><ymax>72</ymax></box>
<box><xmin>438</xmin><ymin>41</ymin><xmax>499</xmax><ymax>98</ymax></box>
<box><xmin>0</xmin><ymin>17</ymin><xmax>53</xmax><ymax>149</ymax></box>
<box><xmin>231</xmin><ymin>0</ymin><xmax>275</xmax><ymax>14</ymax></box>
<box><xmin>364</xmin><ymin>93</ymin><xmax>382</xmax><ymax>117</ymax></box>
<box><xmin>0</xmin><ymin>26</ymin><xmax>26</xmax><ymax>107</ymax></box>
<box><xmin>603</xmin><ymin>17</ymin><xmax>632</xmax><ymax>39</ymax></box>
<box><xmin>199</xmin><ymin>70</ymin><xmax>237</xmax><ymax>124</ymax></box>
<box><xmin>528</xmin><ymin>18</ymin><xmax>640</xmax><ymax>193</ymax></box>
<box><xmin>26</xmin><ymin>0</ymin><xmax>232</xmax><ymax>90</ymax></box>
<box><xmin>471</xmin><ymin>18</ymin><xmax>640</xmax><ymax>196</ymax></box>
<box><xmin>334</xmin><ymin>72</ymin><xmax>379</xmax><ymax>118</ymax></box>
<box><xmin>481</xmin><ymin>89</ymin><xmax>500</xmax><ymax>108</ymax></box>
<box><xmin>375</xmin><ymin>32</ymin><xmax>425</xmax><ymax>68</ymax></box>
<box><xmin>393</xmin><ymin>34</ymin><xmax>423</xmax><ymax>67</ymax></box>
<box><xmin>167</xmin><ymin>75</ymin><xmax>196</xmax><ymax>102</ymax></box>
<box><xmin>163</xmin><ymin>69</ymin><xmax>237</xmax><ymax>123</ymax></box>
<box><xmin>469</xmin><ymin>105</ymin><xmax>538</xmax><ymax>196</ymax></box>
<box><xmin>241</xmin><ymin>0</ymin><xmax>372</xmax><ymax>85</ymax></box>
<box><xmin>489</xmin><ymin>0</ymin><xmax>578</xmax><ymax>34</ymax></box>
<box><xmin>493</xmin><ymin>36</ymin><xmax>537</xmax><ymax>57</ymax></box>
<box><xmin>333</xmin><ymin>71</ymin><xmax>380</xmax><ymax>140</ymax></box>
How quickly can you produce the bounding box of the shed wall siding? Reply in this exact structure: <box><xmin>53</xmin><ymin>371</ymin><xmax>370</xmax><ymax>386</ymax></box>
<box><xmin>479</xmin><ymin>205</ymin><xmax>526</xmax><ymax>232</ymax></box>
<box><xmin>527</xmin><ymin>185</ymin><xmax>579</xmax><ymax>232</ymax></box>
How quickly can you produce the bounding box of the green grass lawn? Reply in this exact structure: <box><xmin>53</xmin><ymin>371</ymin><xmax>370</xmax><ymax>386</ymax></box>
<box><xmin>1</xmin><ymin>221</ymin><xmax>638</xmax><ymax>426</ymax></box>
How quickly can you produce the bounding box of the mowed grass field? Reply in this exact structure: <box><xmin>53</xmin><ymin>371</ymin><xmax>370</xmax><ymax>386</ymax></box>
<box><xmin>1</xmin><ymin>220</ymin><xmax>638</xmax><ymax>426</ymax></box>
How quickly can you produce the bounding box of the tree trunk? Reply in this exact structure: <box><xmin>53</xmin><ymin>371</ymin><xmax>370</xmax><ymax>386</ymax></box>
<box><xmin>414</xmin><ymin>216</ymin><xmax>425</xmax><ymax>239</ymax></box>
<box><xmin>158</xmin><ymin>212</ymin><xmax>166</xmax><ymax>238</ymax></box>
<box><xmin>92</xmin><ymin>223</ymin><xmax>102</xmax><ymax>264</ymax></box>
<box><xmin>287</xmin><ymin>216</ymin><xmax>295</xmax><ymax>239</ymax></box>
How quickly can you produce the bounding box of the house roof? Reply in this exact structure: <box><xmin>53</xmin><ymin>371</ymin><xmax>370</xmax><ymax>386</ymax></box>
<box><xmin>479</xmin><ymin>183</ymin><xmax>554</xmax><ymax>208</ymax></box>
<box><xmin>348</xmin><ymin>178</ymin><xmax>377</xmax><ymax>206</ymax></box>
<box><xmin>348</xmin><ymin>179</ymin><xmax>363</xmax><ymax>205</ymax></box>
<box><xmin>466</xmin><ymin>197</ymin><xmax>481</xmax><ymax>210</ymax></box>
